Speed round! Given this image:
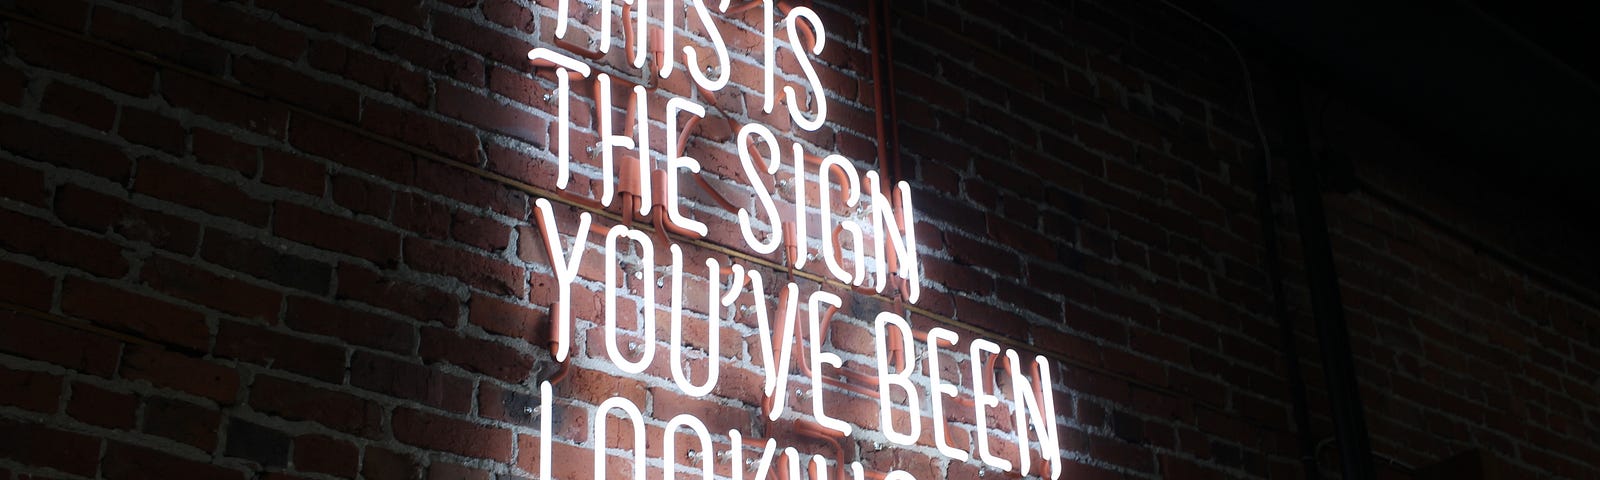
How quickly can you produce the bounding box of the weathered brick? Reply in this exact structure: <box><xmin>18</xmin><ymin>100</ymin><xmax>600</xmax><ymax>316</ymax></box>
<box><xmin>224</xmin><ymin>419</ymin><xmax>291</xmax><ymax>467</ymax></box>
<box><xmin>140</xmin><ymin>256</ymin><xmax>283</xmax><ymax>321</ymax></box>
<box><xmin>213</xmin><ymin>320</ymin><xmax>347</xmax><ymax>383</ymax></box>
<box><xmin>66</xmin><ymin>381</ymin><xmax>139</xmax><ymax>430</ymax></box>
<box><xmin>404</xmin><ymin>238</ymin><xmax>525</xmax><ymax>296</ymax></box>
<box><xmin>0</xmin><ymin>366</ymin><xmax>61</xmax><ymax>414</ymax></box>
<box><xmin>135</xmin><ymin>159</ymin><xmax>270</xmax><ymax>224</ymax></box>
<box><xmin>200</xmin><ymin>229</ymin><xmax>333</xmax><ymax>294</ymax></box>
<box><xmin>273</xmin><ymin>202</ymin><xmax>402</xmax><ymax>266</ymax></box>
<box><xmin>121</xmin><ymin>345</ymin><xmax>241</xmax><ymax>404</ymax></box>
<box><xmin>61</xmin><ymin>277</ymin><xmax>208</xmax><ymax>350</ymax></box>
<box><xmin>284</xmin><ymin>296</ymin><xmax>417</xmax><ymax>354</ymax></box>
<box><xmin>249</xmin><ymin>374</ymin><xmax>385</xmax><ymax>439</ymax></box>
<box><xmin>392</xmin><ymin>407</ymin><xmax>514</xmax><ymax>462</ymax></box>
<box><xmin>103</xmin><ymin>441</ymin><xmax>245</xmax><ymax>479</ymax></box>
<box><xmin>141</xmin><ymin>396</ymin><xmax>223</xmax><ymax>451</ymax></box>
<box><xmin>349</xmin><ymin>351</ymin><xmax>473</xmax><ymax>413</ymax></box>
<box><xmin>293</xmin><ymin>434</ymin><xmax>359</xmax><ymax>478</ymax></box>
<box><xmin>419</xmin><ymin>326</ymin><xmax>534</xmax><ymax>383</ymax></box>
<box><xmin>41</xmin><ymin>81</ymin><xmax>116</xmax><ymax>131</ymax></box>
<box><xmin>334</xmin><ymin>263</ymin><xmax>460</xmax><ymax>325</ymax></box>
<box><xmin>0</xmin><ymin>418</ymin><xmax>101</xmax><ymax>477</ymax></box>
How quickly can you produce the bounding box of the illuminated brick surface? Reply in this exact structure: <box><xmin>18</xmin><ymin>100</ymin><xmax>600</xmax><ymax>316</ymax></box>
<box><xmin>0</xmin><ymin>0</ymin><xmax>1596</xmax><ymax>479</ymax></box>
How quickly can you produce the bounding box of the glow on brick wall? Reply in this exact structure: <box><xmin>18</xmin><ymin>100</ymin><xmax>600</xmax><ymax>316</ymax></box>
<box><xmin>525</xmin><ymin>1</ymin><xmax>1061</xmax><ymax>478</ymax></box>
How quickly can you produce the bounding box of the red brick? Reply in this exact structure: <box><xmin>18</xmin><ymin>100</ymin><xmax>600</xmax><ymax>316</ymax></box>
<box><xmin>135</xmin><ymin>159</ymin><xmax>270</xmax><ymax>224</ymax></box>
<box><xmin>0</xmin><ymin>366</ymin><xmax>61</xmax><ymax>413</ymax></box>
<box><xmin>467</xmin><ymin>293</ymin><xmax>546</xmax><ymax>344</ymax></box>
<box><xmin>413</xmin><ymin>160</ymin><xmax>528</xmax><ymax>218</ymax></box>
<box><xmin>361</xmin><ymin>99</ymin><xmax>481</xmax><ymax>161</ymax></box>
<box><xmin>391</xmin><ymin>192</ymin><xmax>450</xmax><ymax>240</ymax></box>
<box><xmin>213</xmin><ymin>320</ymin><xmax>347</xmax><ymax>382</ymax></box>
<box><xmin>262</xmin><ymin>149</ymin><xmax>328</xmax><ymax>196</ymax></box>
<box><xmin>0</xmin><ymin>209</ymin><xmax>128</xmax><ymax>278</ymax></box>
<box><xmin>405</xmin><ymin>238</ymin><xmax>525</xmax><ymax>296</ymax></box>
<box><xmin>451</xmin><ymin>210</ymin><xmax>512</xmax><ymax>252</ymax></box>
<box><xmin>9</xmin><ymin>0</ymin><xmax>89</xmax><ymax>30</ymax></box>
<box><xmin>140</xmin><ymin>396</ymin><xmax>222</xmax><ymax>450</ymax></box>
<box><xmin>258</xmin><ymin>0</ymin><xmax>372</xmax><ymax>39</ymax></box>
<box><xmin>118</xmin><ymin>107</ymin><xmax>186</xmax><ymax>154</ymax></box>
<box><xmin>184</xmin><ymin>0</ymin><xmax>307</xmax><ymax>60</ymax></box>
<box><xmin>192</xmin><ymin>128</ymin><xmax>262</xmax><ymax>177</ymax></box>
<box><xmin>362</xmin><ymin>446</ymin><xmax>422</xmax><ymax>480</ymax></box>
<box><xmin>67</xmin><ymin>381</ymin><xmax>138</xmax><ymax>429</ymax></box>
<box><xmin>0</xmin><ymin>310</ymin><xmax>123</xmax><ymax>377</ymax></box>
<box><xmin>40</xmin><ymin>81</ymin><xmax>115</xmax><ymax>131</ymax></box>
<box><xmin>103</xmin><ymin>441</ymin><xmax>245</xmax><ymax>480</ymax></box>
<box><xmin>141</xmin><ymin>256</ymin><xmax>283</xmax><ymax>321</ymax></box>
<box><xmin>419</xmin><ymin>326</ymin><xmax>534</xmax><ymax>383</ymax></box>
<box><xmin>436</xmin><ymin>82</ymin><xmax>545</xmax><ymax>146</ymax></box>
<box><xmin>61</xmin><ymin>277</ymin><xmax>208</xmax><ymax>350</ymax></box>
<box><xmin>164</xmin><ymin>72</ymin><xmax>290</xmax><ymax>138</ymax></box>
<box><xmin>249</xmin><ymin>374</ymin><xmax>385</xmax><ymax>438</ymax></box>
<box><xmin>0</xmin><ymin>418</ymin><xmax>102</xmax><ymax>477</ymax></box>
<box><xmin>288</xmin><ymin>114</ymin><xmax>416</xmax><ymax>184</ymax></box>
<box><xmin>75</xmin><ymin>199</ymin><xmax>198</xmax><ymax>256</ymax></box>
<box><xmin>7</xmin><ymin>22</ymin><xmax>154</xmax><ymax>95</ymax></box>
<box><xmin>393</xmin><ymin>407</ymin><xmax>514</xmax><ymax>462</ymax></box>
<box><xmin>89</xmin><ymin>8</ymin><xmax>228</xmax><ymax>75</ymax></box>
<box><xmin>201</xmin><ymin>229</ymin><xmax>333</xmax><ymax>294</ymax></box>
<box><xmin>331</xmin><ymin>172</ymin><xmax>393</xmax><ymax>218</ymax></box>
<box><xmin>293</xmin><ymin>434</ymin><xmax>359</xmax><ymax>478</ymax></box>
<box><xmin>428</xmin><ymin>461</ymin><xmax>492</xmax><ymax>480</ymax></box>
<box><xmin>273</xmin><ymin>202</ymin><xmax>402</xmax><ymax>266</ymax></box>
<box><xmin>0</xmin><ymin>160</ymin><xmax>48</xmax><ymax>206</ymax></box>
<box><xmin>431</xmin><ymin>11</ymin><xmax>533</xmax><ymax>68</ymax></box>
<box><xmin>284</xmin><ymin>297</ymin><xmax>417</xmax><ymax>354</ymax></box>
<box><xmin>235</xmin><ymin>55</ymin><xmax>360</xmax><ymax>122</ymax></box>
<box><xmin>307</xmin><ymin>39</ymin><xmax>430</xmax><ymax>107</ymax></box>
<box><xmin>121</xmin><ymin>345</ymin><xmax>240</xmax><ymax>403</ymax></box>
<box><xmin>372</xmin><ymin>26</ymin><xmax>483</xmax><ymax>86</ymax></box>
<box><xmin>0</xmin><ymin>260</ymin><xmax>55</xmax><ymax>311</ymax></box>
<box><xmin>0</xmin><ymin>110</ymin><xmax>132</xmax><ymax>183</ymax></box>
<box><xmin>334</xmin><ymin>263</ymin><xmax>460</xmax><ymax>325</ymax></box>
<box><xmin>349</xmin><ymin>351</ymin><xmax>473</xmax><ymax>413</ymax></box>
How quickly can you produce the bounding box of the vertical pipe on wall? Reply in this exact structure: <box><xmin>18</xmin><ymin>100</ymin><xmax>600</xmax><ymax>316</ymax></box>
<box><xmin>1278</xmin><ymin>71</ymin><xmax>1378</xmax><ymax>480</ymax></box>
<box><xmin>1255</xmin><ymin>149</ymin><xmax>1320</xmax><ymax>478</ymax></box>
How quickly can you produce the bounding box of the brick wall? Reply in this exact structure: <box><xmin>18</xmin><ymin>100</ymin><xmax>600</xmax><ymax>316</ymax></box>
<box><xmin>0</xmin><ymin>1</ymin><xmax>1593</xmax><ymax>480</ymax></box>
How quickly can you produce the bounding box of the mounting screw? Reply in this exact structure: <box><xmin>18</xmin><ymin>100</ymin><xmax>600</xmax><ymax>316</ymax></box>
<box><xmin>543</xmin><ymin>93</ymin><xmax>555</xmax><ymax>102</ymax></box>
<box><xmin>686</xmin><ymin>449</ymin><xmax>701</xmax><ymax>462</ymax></box>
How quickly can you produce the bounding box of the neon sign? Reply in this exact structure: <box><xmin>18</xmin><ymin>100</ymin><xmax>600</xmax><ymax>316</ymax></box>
<box><xmin>526</xmin><ymin>1</ymin><xmax>1061</xmax><ymax>478</ymax></box>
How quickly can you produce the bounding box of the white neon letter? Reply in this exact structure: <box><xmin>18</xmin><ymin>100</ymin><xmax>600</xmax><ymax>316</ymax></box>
<box><xmin>808</xmin><ymin>291</ymin><xmax>851</xmax><ymax>436</ymax></box>
<box><xmin>737</xmin><ymin>123</ymin><xmax>783</xmax><ymax>255</ymax></box>
<box><xmin>685</xmin><ymin>0</ymin><xmax>731</xmax><ymax>91</ymax></box>
<box><xmin>970</xmin><ymin>338</ymin><xmax>1012</xmax><ymax>472</ymax></box>
<box><xmin>527</xmin><ymin>49</ymin><xmax>592</xmax><ymax>190</ymax></box>
<box><xmin>533</xmin><ymin>198</ymin><xmax>591</xmax><ymax>362</ymax></box>
<box><xmin>866</xmin><ymin>172</ymin><xmax>920</xmax><ymax>303</ymax></box>
<box><xmin>791</xmin><ymin>143</ymin><xmax>808</xmax><ymax>269</ymax></box>
<box><xmin>874</xmin><ymin>312</ymin><xmax>920</xmax><ymax>446</ymax></box>
<box><xmin>596</xmin><ymin>74</ymin><xmax>638</xmax><ymax>208</ymax></box>
<box><xmin>538</xmin><ymin>381</ymin><xmax>553</xmax><ymax>480</ymax></box>
<box><xmin>762</xmin><ymin>282</ymin><xmax>802</xmax><ymax>420</ymax></box>
<box><xmin>604</xmin><ymin>225</ymin><xmax>657</xmax><ymax>375</ymax></box>
<box><xmin>731</xmin><ymin>433</ymin><xmax>778</xmax><ymax>480</ymax></box>
<box><xmin>594</xmin><ymin>396</ymin><xmax>648</xmax><ymax>480</ymax></box>
<box><xmin>664</xmin><ymin>414</ymin><xmax>714</xmax><ymax>480</ymax></box>
<box><xmin>632</xmin><ymin>84</ymin><xmax>652</xmax><ymax>216</ymax></box>
<box><xmin>761</xmin><ymin>0</ymin><xmax>776</xmax><ymax>113</ymax></box>
<box><xmin>783</xmin><ymin>6</ymin><xmax>827</xmax><ymax>131</ymax></box>
<box><xmin>658</xmin><ymin>0</ymin><xmax>675</xmax><ymax>79</ymax></box>
<box><xmin>670</xmin><ymin>253</ymin><xmax>726</xmax><ymax>398</ymax></box>
<box><xmin>818</xmin><ymin>155</ymin><xmax>864</xmax><ymax>284</ymax></box>
<box><xmin>926</xmin><ymin>327</ymin><xmax>969</xmax><ymax>461</ymax></box>
<box><xmin>664</xmin><ymin>97</ymin><xmax>709</xmax><ymax>237</ymax></box>
<box><xmin>1008</xmin><ymin>350</ymin><xmax>1061</xmax><ymax>479</ymax></box>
